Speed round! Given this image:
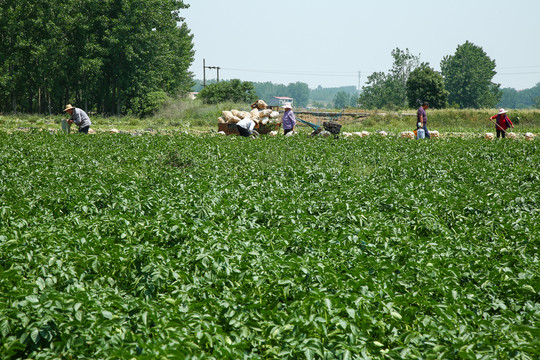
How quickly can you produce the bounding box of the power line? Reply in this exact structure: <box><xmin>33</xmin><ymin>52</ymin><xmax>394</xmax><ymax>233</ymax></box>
<box><xmin>216</xmin><ymin>66</ymin><xmax>540</xmax><ymax>78</ymax></box>
<box><xmin>221</xmin><ymin>67</ymin><xmax>358</xmax><ymax>77</ymax></box>
<box><xmin>497</xmin><ymin>71</ymin><xmax>540</xmax><ymax>75</ymax></box>
<box><xmin>497</xmin><ymin>65</ymin><xmax>540</xmax><ymax>70</ymax></box>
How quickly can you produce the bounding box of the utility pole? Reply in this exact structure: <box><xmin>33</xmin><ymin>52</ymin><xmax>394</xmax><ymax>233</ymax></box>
<box><xmin>207</xmin><ymin>66</ymin><xmax>221</xmax><ymax>82</ymax></box>
<box><xmin>203</xmin><ymin>58</ymin><xmax>221</xmax><ymax>87</ymax></box>
<box><xmin>357</xmin><ymin>71</ymin><xmax>362</xmax><ymax>94</ymax></box>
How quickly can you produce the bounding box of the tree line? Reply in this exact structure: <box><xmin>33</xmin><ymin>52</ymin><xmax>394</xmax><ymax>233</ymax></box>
<box><xmin>499</xmin><ymin>84</ymin><xmax>540</xmax><ymax>109</ymax></box>
<box><xmin>0</xmin><ymin>0</ymin><xmax>194</xmax><ymax>116</ymax></box>
<box><xmin>360</xmin><ymin>42</ymin><xmax>511</xmax><ymax>110</ymax></box>
<box><xmin>194</xmin><ymin>79</ymin><xmax>358</xmax><ymax>108</ymax></box>
<box><xmin>197</xmin><ymin>41</ymin><xmax>539</xmax><ymax>111</ymax></box>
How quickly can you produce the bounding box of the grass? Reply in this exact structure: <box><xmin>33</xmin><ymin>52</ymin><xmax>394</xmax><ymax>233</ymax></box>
<box><xmin>1</xmin><ymin>102</ymin><xmax>539</xmax><ymax>134</ymax></box>
<box><xmin>343</xmin><ymin>109</ymin><xmax>540</xmax><ymax>133</ymax></box>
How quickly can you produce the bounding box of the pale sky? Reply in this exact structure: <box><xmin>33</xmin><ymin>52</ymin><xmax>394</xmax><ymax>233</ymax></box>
<box><xmin>183</xmin><ymin>0</ymin><xmax>540</xmax><ymax>91</ymax></box>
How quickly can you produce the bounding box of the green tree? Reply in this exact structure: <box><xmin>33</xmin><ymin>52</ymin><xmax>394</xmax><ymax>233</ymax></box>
<box><xmin>333</xmin><ymin>91</ymin><xmax>350</xmax><ymax>108</ymax></box>
<box><xmin>0</xmin><ymin>0</ymin><xmax>194</xmax><ymax>115</ymax></box>
<box><xmin>440</xmin><ymin>41</ymin><xmax>501</xmax><ymax>108</ymax></box>
<box><xmin>349</xmin><ymin>93</ymin><xmax>358</xmax><ymax>107</ymax></box>
<box><xmin>406</xmin><ymin>63</ymin><xmax>448</xmax><ymax>109</ymax></box>
<box><xmin>358</xmin><ymin>48</ymin><xmax>419</xmax><ymax>109</ymax></box>
<box><xmin>358</xmin><ymin>72</ymin><xmax>397</xmax><ymax>109</ymax></box>
<box><xmin>252</xmin><ymin>81</ymin><xmax>287</xmax><ymax>103</ymax></box>
<box><xmin>390</xmin><ymin>48</ymin><xmax>420</xmax><ymax>106</ymax></box>
<box><xmin>310</xmin><ymin>85</ymin><xmax>357</xmax><ymax>105</ymax></box>
<box><xmin>197</xmin><ymin>79</ymin><xmax>257</xmax><ymax>104</ymax></box>
<box><xmin>533</xmin><ymin>96</ymin><xmax>540</xmax><ymax>109</ymax></box>
<box><xmin>498</xmin><ymin>88</ymin><xmax>519</xmax><ymax>109</ymax></box>
<box><xmin>286</xmin><ymin>82</ymin><xmax>310</xmax><ymax>107</ymax></box>
<box><xmin>519</xmin><ymin>82</ymin><xmax>540</xmax><ymax>108</ymax></box>
<box><xmin>497</xmin><ymin>82</ymin><xmax>540</xmax><ymax>109</ymax></box>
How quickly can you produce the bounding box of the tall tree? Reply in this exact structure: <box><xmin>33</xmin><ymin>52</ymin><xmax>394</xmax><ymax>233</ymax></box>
<box><xmin>286</xmin><ymin>82</ymin><xmax>310</xmax><ymax>107</ymax></box>
<box><xmin>390</xmin><ymin>48</ymin><xmax>420</xmax><ymax>106</ymax></box>
<box><xmin>406</xmin><ymin>63</ymin><xmax>449</xmax><ymax>109</ymax></box>
<box><xmin>440</xmin><ymin>41</ymin><xmax>500</xmax><ymax>108</ymax></box>
<box><xmin>358</xmin><ymin>72</ymin><xmax>396</xmax><ymax>109</ymax></box>
<box><xmin>0</xmin><ymin>0</ymin><xmax>194</xmax><ymax>115</ymax></box>
<box><xmin>358</xmin><ymin>48</ymin><xmax>419</xmax><ymax>109</ymax></box>
<box><xmin>333</xmin><ymin>91</ymin><xmax>350</xmax><ymax>108</ymax></box>
<box><xmin>498</xmin><ymin>88</ymin><xmax>519</xmax><ymax>109</ymax></box>
<box><xmin>252</xmin><ymin>81</ymin><xmax>287</xmax><ymax>103</ymax></box>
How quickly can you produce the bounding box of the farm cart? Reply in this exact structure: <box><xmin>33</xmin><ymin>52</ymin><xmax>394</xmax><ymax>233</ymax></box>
<box><xmin>297</xmin><ymin>117</ymin><xmax>322</xmax><ymax>135</ymax></box>
<box><xmin>323</xmin><ymin>121</ymin><xmax>342</xmax><ymax>137</ymax></box>
<box><xmin>297</xmin><ymin>117</ymin><xmax>342</xmax><ymax>137</ymax></box>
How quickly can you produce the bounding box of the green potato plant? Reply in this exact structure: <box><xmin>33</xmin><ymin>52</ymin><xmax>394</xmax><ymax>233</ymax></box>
<box><xmin>0</xmin><ymin>132</ymin><xmax>538</xmax><ymax>359</ymax></box>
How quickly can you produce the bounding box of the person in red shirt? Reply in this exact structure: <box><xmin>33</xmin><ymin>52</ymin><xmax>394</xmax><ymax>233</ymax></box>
<box><xmin>490</xmin><ymin>108</ymin><xmax>514</xmax><ymax>138</ymax></box>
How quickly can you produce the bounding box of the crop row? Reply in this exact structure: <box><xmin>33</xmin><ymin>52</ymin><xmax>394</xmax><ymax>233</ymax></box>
<box><xmin>0</xmin><ymin>132</ymin><xmax>538</xmax><ymax>359</ymax></box>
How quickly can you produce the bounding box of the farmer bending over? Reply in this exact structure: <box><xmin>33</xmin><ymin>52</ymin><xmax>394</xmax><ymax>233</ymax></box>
<box><xmin>63</xmin><ymin>104</ymin><xmax>92</xmax><ymax>134</ymax></box>
<box><xmin>236</xmin><ymin>117</ymin><xmax>258</xmax><ymax>138</ymax></box>
<box><xmin>490</xmin><ymin>108</ymin><xmax>514</xmax><ymax>138</ymax></box>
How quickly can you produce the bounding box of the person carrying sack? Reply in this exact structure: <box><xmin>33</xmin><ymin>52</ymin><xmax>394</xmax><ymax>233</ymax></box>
<box><xmin>489</xmin><ymin>108</ymin><xmax>514</xmax><ymax>138</ymax></box>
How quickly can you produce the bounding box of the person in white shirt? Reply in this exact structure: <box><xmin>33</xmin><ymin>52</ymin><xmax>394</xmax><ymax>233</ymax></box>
<box><xmin>236</xmin><ymin>117</ymin><xmax>258</xmax><ymax>137</ymax></box>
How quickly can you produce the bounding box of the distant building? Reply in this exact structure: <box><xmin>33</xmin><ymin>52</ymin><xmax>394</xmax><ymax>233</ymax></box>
<box><xmin>188</xmin><ymin>92</ymin><xmax>198</xmax><ymax>100</ymax></box>
<box><xmin>267</xmin><ymin>96</ymin><xmax>294</xmax><ymax>110</ymax></box>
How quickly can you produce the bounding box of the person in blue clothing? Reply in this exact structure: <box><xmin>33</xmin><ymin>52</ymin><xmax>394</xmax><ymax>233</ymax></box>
<box><xmin>281</xmin><ymin>103</ymin><xmax>296</xmax><ymax>135</ymax></box>
<box><xmin>416</xmin><ymin>101</ymin><xmax>430</xmax><ymax>139</ymax></box>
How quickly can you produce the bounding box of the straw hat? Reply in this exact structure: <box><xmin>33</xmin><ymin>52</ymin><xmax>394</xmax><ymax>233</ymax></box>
<box><xmin>498</xmin><ymin>108</ymin><xmax>507</xmax><ymax>114</ymax></box>
<box><xmin>282</xmin><ymin>103</ymin><xmax>292</xmax><ymax>109</ymax></box>
<box><xmin>63</xmin><ymin>104</ymin><xmax>75</xmax><ymax>112</ymax></box>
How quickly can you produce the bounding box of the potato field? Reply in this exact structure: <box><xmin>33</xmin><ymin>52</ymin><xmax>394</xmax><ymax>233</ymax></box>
<box><xmin>0</xmin><ymin>131</ymin><xmax>539</xmax><ymax>359</ymax></box>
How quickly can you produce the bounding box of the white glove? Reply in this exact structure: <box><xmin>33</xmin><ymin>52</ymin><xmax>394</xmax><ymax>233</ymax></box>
<box><xmin>417</xmin><ymin>122</ymin><xmax>422</xmax><ymax>128</ymax></box>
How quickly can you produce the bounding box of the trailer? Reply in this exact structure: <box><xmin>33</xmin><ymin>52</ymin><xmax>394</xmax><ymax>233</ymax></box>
<box><xmin>218</xmin><ymin>122</ymin><xmax>281</xmax><ymax>135</ymax></box>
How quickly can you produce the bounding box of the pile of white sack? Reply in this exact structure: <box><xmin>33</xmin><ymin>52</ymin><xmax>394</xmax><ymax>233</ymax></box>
<box><xmin>485</xmin><ymin>132</ymin><xmax>535</xmax><ymax>140</ymax></box>
<box><xmin>218</xmin><ymin>108</ymin><xmax>281</xmax><ymax>126</ymax></box>
<box><xmin>342</xmin><ymin>131</ymin><xmax>373</xmax><ymax>138</ymax></box>
<box><xmin>401</xmin><ymin>131</ymin><xmax>415</xmax><ymax>139</ymax></box>
<box><xmin>400</xmin><ymin>130</ymin><xmax>440</xmax><ymax>139</ymax></box>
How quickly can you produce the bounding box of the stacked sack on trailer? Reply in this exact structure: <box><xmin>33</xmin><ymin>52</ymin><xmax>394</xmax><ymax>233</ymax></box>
<box><xmin>217</xmin><ymin>99</ymin><xmax>281</xmax><ymax>126</ymax></box>
<box><xmin>217</xmin><ymin>109</ymin><xmax>281</xmax><ymax>125</ymax></box>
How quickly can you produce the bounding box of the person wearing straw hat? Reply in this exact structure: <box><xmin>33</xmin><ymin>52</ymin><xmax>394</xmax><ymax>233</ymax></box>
<box><xmin>63</xmin><ymin>104</ymin><xmax>92</xmax><ymax>134</ymax></box>
<box><xmin>281</xmin><ymin>103</ymin><xmax>296</xmax><ymax>135</ymax></box>
<box><xmin>489</xmin><ymin>108</ymin><xmax>514</xmax><ymax>138</ymax></box>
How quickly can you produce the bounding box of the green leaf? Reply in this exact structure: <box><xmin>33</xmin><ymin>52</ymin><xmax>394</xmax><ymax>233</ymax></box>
<box><xmin>36</xmin><ymin>277</ymin><xmax>46</xmax><ymax>291</ymax></box>
<box><xmin>25</xmin><ymin>295</ymin><xmax>39</xmax><ymax>303</ymax></box>
<box><xmin>0</xmin><ymin>319</ymin><xmax>10</xmax><ymax>337</ymax></box>
<box><xmin>30</xmin><ymin>328</ymin><xmax>40</xmax><ymax>344</ymax></box>
<box><xmin>102</xmin><ymin>310</ymin><xmax>113</xmax><ymax>319</ymax></box>
<box><xmin>142</xmin><ymin>311</ymin><xmax>148</xmax><ymax>326</ymax></box>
